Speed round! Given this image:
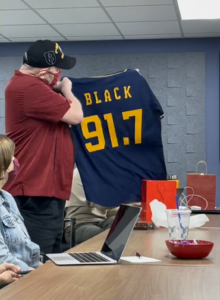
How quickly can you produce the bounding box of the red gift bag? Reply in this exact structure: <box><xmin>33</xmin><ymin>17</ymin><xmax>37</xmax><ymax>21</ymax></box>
<box><xmin>187</xmin><ymin>161</ymin><xmax>216</xmax><ymax>210</ymax></box>
<box><xmin>141</xmin><ymin>180</ymin><xmax>177</xmax><ymax>223</ymax></box>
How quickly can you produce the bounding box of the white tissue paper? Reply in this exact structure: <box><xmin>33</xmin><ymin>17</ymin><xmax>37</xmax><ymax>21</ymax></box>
<box><xmin>150</xmin><ymin>200</ymin><xmax>209</xmax><ymax>229</ymax></box>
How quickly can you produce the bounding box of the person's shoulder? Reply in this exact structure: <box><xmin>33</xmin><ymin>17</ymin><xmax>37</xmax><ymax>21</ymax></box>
<box><xmin>1</xmin><ymin>190</ymin><xmax>19</xmax><ymax>213</ymax></box>
<box><xmin>17</xmin><ymin>76</ymin><xmax>60</xmax><ymax>99</ymax></box>
<box><xmin>1</xmin><ymin>190</ymin><xmax>15</xmax><ymax>202</ymax></box>
<box><xmin>14</xmin><ymin>71</ymin><xmax>49</xmax><ymax>86</ymax></box>
<box><xmin>25</xmin><ymin>78</ymin><xmax>59</xmax><ymax>95</ymax></box>
<box><xmin>7</xmin><ymin>71</ymin><xmax>44</xmax><ymax>90</ymax></box>
<box><xmin>23</xmin><ymin>76</ymin><xmax>47</xmax><ymax>88</ymax></box>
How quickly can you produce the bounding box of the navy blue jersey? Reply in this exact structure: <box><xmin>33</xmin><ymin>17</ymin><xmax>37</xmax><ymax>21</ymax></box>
<box><xmin>69</xmin><ymin>69</ymin><xmax>166</xmax><ymax>207</ymax></box>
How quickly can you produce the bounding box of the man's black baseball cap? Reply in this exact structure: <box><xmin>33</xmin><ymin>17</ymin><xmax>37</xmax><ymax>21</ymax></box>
<box><xmin>23</xmin><ymin>40</ymin><xmax>76</xmax><ymax>70</ymax></box>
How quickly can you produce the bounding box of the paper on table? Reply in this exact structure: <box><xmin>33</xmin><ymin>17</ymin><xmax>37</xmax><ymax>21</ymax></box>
<box><xmin>120</xmin><ymin>256</ymin><xmax>161</xmax><ymax>263</ymax></box>
<box><xmin>150</xmin><ymin>199</ymin><xmax>209</xmax><ymax>229</ymax></box>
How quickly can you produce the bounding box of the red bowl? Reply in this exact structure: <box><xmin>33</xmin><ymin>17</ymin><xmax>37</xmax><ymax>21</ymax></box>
<box><xmin>165</xmin><ymin>240</ymin><xmax>214</xmax><ymax>259</ymax></box>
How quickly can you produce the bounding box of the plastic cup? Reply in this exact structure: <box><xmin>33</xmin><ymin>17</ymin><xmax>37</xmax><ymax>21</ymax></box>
<box><xmin>166</xmin><ymin>209</ymin><xmax>191</xmax><ymax>240</ymax></box>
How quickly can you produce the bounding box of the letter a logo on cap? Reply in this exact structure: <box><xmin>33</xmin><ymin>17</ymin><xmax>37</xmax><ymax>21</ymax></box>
<box><xmin>44</xmin><ymin>51</ymin><xmax>56</xmax><ymax>65</ymax></box>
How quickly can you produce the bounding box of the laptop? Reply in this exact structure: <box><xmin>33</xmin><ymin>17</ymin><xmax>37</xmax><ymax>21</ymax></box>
<box><xmin>47</xmin><ymin>204</ymin><xmax>141</xmax><ymax>266</ymax></box>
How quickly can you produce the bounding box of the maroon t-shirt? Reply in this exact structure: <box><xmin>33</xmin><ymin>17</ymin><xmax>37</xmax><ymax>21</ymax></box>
<box><xmin>4</xmin><ymin>71</ymin><xmax>74</xmax><ymax>200</ymax></box>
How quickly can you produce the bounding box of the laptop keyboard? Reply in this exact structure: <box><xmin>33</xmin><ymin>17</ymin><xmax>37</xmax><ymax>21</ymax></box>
<box><xmin>69</xmin><ymin>252</ymin><xmax>111</xmax><ymax>263</ymax></box>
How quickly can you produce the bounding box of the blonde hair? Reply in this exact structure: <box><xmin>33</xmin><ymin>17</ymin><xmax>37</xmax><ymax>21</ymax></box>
<box><xmin>0</xmin><ymin>135</ymin><xmax>15</xmax><ymax>180</ymax></box>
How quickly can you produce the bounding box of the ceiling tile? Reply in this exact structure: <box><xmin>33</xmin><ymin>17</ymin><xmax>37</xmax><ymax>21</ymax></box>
<box><xmin>0</xmin><ymin>25</ymin><xmax>60</xmax><ymax>38</ymax></box>
<box><xmin>66</xmin><ymin>35</ymin><xmax>122</xmax><ymax>40</ymax></box>
<box><xmin>37</xmin><ymin>8</ymin><xmax>110</xmax><ymax>24</ymax></box>
<box><xmin>117</xmin><ymin>21</ymin><xmax>180</xmax><ymax>35</ymax></box>
<box><xmin>10</xmin><ymin>37</ymin><xmax>66</xmax><ymax>42</ymax></box>
<box><xmin>25</xmin><ymin>0</ymin><xmax>99</xmax><ymax>9</ymax></box>
<box><xmin>0</xmin><ymin>10</ymin><xmax>45</xmax><ymax>25</ymax></box>
<box><xmin>100</xmin><ymin>0</ymin><xmax>173</xmax><ymax>6</ymax></box>
<box><xmin>53</xmin><ymin>23</ymin><xmax>119</xmax><ymax>36</ymax></box>
<box><xmin>182</xmin><ymin>20</ymin><xmax>220</xmax><ymax>34</ymax></box>
<box><xmin>0</xmin><ymin>0</ymin><xmax>28</xmax><ymax>9</ymax></box>
<box><xmin>125</xmin><ymin>33</ymin><xmax>181</xmax><ymax>39</ymax></box>
<box><xmin>184</xmin><ymin>32</ymin><xmax>220</xmax><ymax>38</ymax></box>
<box><xmin>106</xmin><ymin>5</ymin><xmax>176</xmax><ymax>22</ymax></box>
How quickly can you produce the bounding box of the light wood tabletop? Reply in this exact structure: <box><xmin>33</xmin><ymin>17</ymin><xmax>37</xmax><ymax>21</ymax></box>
<box><xmin>66</xmin><ymin>226</ymin><xmax>219</xmax><ymax>267</ymax></box>
<box><xmin>1</xmin><ymin>214</ymin><xmax>219</xmax><ymax>300</ymax></box>
<box><xmin>1</xmin><ymin>263</ymin><xmax>220</xmax><ymax>300</ymax></box>
<box><xmin>63</xmin><ymin>213</ymin><xmax>220</xmax><ymax>267</ymax></box>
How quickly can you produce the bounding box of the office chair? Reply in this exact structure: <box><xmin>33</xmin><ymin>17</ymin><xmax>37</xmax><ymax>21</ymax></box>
<box><xmin>62</xmin><ymin>216</ymin><xmax>76</xmax><ymax>252</ymax></box>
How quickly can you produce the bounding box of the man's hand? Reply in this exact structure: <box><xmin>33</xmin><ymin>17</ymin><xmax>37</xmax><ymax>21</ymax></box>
<box><xmin>56</xmin><ymin>77</ymin><xmax>72</xmax><ymax>92</ymax></box>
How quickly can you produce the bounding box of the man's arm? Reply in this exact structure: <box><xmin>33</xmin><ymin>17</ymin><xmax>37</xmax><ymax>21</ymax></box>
<box><xmin>106</xmin><ymin>207</ymin><xmax>119</xmax><ymax>217</ymax></box>
<box><xmin>24</xmin><ymin>78</ymin><xmax>83</xmax><ymax>125</ymax></box>
<box><xmin>57</xmin><ymin>77</ymin><xmax>83</xmax><ymax>125</ymax></box>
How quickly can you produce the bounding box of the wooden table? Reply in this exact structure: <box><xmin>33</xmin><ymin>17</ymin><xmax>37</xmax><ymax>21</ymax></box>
<box><xmin>1</xmin><ymin>263</ymin><xmax>220</xmax><ymax>300</ymax></box>
<box><xmin>1</xmin><ymin>214</ymin><xmax>220</xmax><ymax>300</ymax></box>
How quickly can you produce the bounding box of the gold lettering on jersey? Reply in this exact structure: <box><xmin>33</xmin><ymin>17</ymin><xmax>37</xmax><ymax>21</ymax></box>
<box><xmin>104</xmin><ymin>90</ymin><xmax>112</xmax><ymax>102</ymax></box>
<box><xmin>84</xmin><ymin>86</ymin><xmax>132</xmax><ymax>105</ymax></box>
<box><xmin>114</xmin><ymin>87</ymin><xmax>121</xmax><ymax>100</ymax></box>
<box><xmin>84</xmin><ymin>93</ymin><xmax>92</xmax><ymax>105</ymax></box>
<box><xmin>124</xmin><ymin>86</ymin><xmax>132</xmax><ymax>99</ymax></box>
<box><xmin>94</xmin><ymin>91</ymin><xmax>102</xmax><ymax>104</ymax></box>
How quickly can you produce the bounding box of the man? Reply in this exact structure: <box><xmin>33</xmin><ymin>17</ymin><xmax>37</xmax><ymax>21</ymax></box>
<box><xmin>4</xmin><ymin>40</ymin><xmax>83</xmax><ymax>254</ymax></box>
<box><xmin>64</xmin><ymin>167</ymin><xmax>118</xmax><ymax>245</ymax></box>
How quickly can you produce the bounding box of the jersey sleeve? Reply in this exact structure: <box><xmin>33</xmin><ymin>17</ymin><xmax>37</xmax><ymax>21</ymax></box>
<box><xmin>24</xmin><ymin>83</ymin><xmax>71</xmax><ymax>123</ymax></box>
<box><xmin>139</xmin><ymin>73</ymin><xmax>164</xmax><ymax>118</ymax></box>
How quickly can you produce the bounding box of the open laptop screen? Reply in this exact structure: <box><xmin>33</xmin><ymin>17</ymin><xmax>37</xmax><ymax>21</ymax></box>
<box><xmin>101</xmin><ymin>205</ymin><xmax>141</xmax><ymax>262</ymax></box>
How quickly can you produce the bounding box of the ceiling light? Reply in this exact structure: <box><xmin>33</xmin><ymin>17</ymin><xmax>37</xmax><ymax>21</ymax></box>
<box><xmin>177</xmin><ymin>0</ymin><xmax>220</xmax><ymax>20</ymax></box>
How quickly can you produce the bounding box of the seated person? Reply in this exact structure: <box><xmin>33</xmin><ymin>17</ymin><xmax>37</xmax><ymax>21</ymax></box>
<box><xmin>0</xmin><ymin>135</ymin><xmax>41</xmax><ymax>271</ymax></box>
<box><xmin>0</xmin><ymin>263</ymin><xmax>21</xmax><ymax>288</ymax></box>
<box><xmin>64</xmin><ymin>167</ymin><xmax>118</xmax><ymax>245</ymax></box>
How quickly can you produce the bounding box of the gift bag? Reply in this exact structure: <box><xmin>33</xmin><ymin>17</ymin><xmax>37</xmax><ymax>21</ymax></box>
<box><xmin>187</xmin><ymin>161</ymin><xmax>216</xmax><ymax>210</ymax></box>
<box><xmin>141</xmin><ymin>180</ymin><xmax>177</xmax><ymax>223</ymax></box>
